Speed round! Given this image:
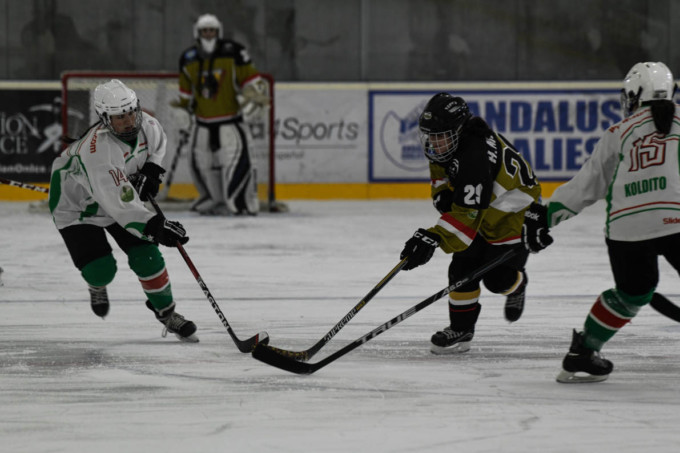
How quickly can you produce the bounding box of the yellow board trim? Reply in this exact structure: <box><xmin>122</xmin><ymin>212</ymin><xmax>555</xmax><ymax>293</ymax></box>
<box><xmin>0</xmin><ymin>181</ymin><xmax>564</xmax><ymax>201</ymax></box>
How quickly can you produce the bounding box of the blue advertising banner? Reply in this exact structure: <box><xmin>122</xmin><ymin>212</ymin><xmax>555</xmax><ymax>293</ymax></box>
<box><xmin>369</xmin><ymin>88</ymin><xmax>623</xmax><ymax>183</ymax></box>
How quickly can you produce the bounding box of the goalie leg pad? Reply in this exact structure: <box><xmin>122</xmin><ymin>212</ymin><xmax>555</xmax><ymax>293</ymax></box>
<box><xmin>220</xmin><ymin>122</ymin><xmax>258</xmax><ymax>215</ymax></box>
<box><xmin>190</xmin><ymin>126</ymin><xmax>228</xmax><ymax>211</ymax></box>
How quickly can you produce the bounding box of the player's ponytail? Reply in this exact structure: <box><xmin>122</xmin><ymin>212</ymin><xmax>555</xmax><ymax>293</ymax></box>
<box><xmin>648</xmin><ymin>100</ymin><xmax>675</xmax><ymax>135</ymax></box>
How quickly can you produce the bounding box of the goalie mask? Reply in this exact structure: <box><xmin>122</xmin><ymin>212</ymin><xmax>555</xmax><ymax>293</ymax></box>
<box><xmin>621</xmin><ymin>62</ymin><xmax>676</xmax><ymax>117</ymax></box>
<box><xmin>418</xmin><ymin>93</ymin><xmax>472</xmax><ymax>164</ymax></box>
<box><xmin>194</xmin><ymin>13</ymin><xmax>223</xmax><ymax>54</ymax></box>
<box><xmin>93</xmin><ymin>79</ymin><xmax>142</xmax><ymax>141</ymax></box>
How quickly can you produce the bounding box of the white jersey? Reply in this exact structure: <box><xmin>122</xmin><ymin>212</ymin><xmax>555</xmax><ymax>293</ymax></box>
<box><xmin>49</xmin><ymin>112</ymin><xmax>167</xmax><ymax>239</ymax></box>
<box><xmin>549</xmin><ymin>104</ymin><xmax>680</xmax><ymax>241</ymax></box>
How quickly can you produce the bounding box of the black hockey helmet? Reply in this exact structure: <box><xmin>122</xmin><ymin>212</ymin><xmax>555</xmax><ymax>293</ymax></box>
<box><xmin>418</xmin><ymin>92</ymin><xmax>471</xmax><ymax>163</ymax></box>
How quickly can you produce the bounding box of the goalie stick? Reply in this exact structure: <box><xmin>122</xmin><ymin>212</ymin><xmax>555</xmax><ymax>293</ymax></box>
<box><xmin>252</xmin><ymin>247</ymin><xmax>518</xmax><ymax>374</ymax></box>
<box><xmin>148</xmin><ymin>197</ymin><xmax>268</xmax><ymax>352</ymax></box>
<box><xmin>156</xmin><ymin>128</ymin><xmax>191</xmax><ymax>201</ymax></box>
<box><xmin>0</xmin><ymin>177</ymin><xmax>49</xmax><ymax>194</ymax></box>
<box><xmin>262</xmin><ymin>258</ymin><xmax>407</xmax><ymax>362</ymax></box>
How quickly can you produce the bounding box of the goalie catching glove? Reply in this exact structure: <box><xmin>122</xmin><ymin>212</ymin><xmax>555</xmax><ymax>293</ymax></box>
<box><xmin>522</xmin><ymin>202</ymin><xmax>554</xmax><ymax>253</ymax></box>
<box><xmin>400</xmin><ymin>228</ymin><xmax>441</xmax><ymax>270</ymax></box>
<box><xmin>144</xmin><ymin>214</ymin><xmax>189</xmax><ymax>247</ymax></box>
<box><xmin>130</xmin><ymin>162</ymin><xmax>165</xmax><ymax>201</ymax></box>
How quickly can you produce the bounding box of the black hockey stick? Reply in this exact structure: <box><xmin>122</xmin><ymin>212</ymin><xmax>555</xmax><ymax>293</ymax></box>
<box><xmin>649</xmin><ymin>292</ymin><xmax>680</xmax><ymax>322</ymax></box>
<box><xmin>0</xmin><ymin>177</ymin><xmax>49</xmax><ymax>194</ymax></box>
<box><xmin>252</xmin><ymin>247</ymin><xmax>518</xmax><ymax>374</ymax></box>
<box><xmin>261</xmin><ymin>258</ymin><xmax>407</xmax><ymax>362</ymax></box>
<box><xmin>148</xmin><ymin>197</ymin><xmax>269</xmax><ymax>352</ymax></box>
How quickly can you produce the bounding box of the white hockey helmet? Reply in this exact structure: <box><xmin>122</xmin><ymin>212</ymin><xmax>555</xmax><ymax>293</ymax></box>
<box><xmin>93</xmin><ymin>79</ymin><xmax>142</xmax><ymax>141</ymax></box>
<box><xmin>194</xmin><ymin>14</ymin><xmax>222</xmax><ymax>53</ymax></box>
<box><xmin>621</xmin><ymin>62</ymin><xmax>676</xmax><ymax>117</ymax></box>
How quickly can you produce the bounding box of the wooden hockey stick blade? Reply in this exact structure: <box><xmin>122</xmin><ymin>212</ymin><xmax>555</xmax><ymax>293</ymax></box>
<box><xmin>252</xmin><ymin>248</ymin><xmax>518</xmax><ymax>374</ymax></box>
<box><xmin>260</xmin><ymin>258</ymin><xmax>407</xmax><ymax>362</ymax></box>
<box><xmin>649</xmin><ymin>293</ymin><xmax>680</xmax><ymax>323</ymax></box>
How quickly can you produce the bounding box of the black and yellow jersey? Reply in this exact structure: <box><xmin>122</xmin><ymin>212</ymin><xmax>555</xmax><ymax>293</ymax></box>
<box><xmin>428</xmin><ymin>118</ymin><xmax>542</xmax><ymax>253</ymax></box>
<box><xmin>178</xmin><ymin>39</ymin><xmax>261</xmax><ymax>125</ymax></box>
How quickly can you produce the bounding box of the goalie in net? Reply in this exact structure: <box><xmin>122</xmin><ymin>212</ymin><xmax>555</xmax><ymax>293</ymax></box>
<box><xmin>171</xmin><ymin>13</ymin><xmax>270</xmax><ymax>216</ymax></box>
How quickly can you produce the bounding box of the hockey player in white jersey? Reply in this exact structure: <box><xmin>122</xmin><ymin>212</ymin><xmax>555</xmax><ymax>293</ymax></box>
<box><xmin>522</xmin><ymin>62</ymin><xmax>680</xmax><ymax>382</ymax></box>
<box><xmin>49</xmin><ymin>79</ymin><xmax>198</xmax><ymax>342</ymax></box>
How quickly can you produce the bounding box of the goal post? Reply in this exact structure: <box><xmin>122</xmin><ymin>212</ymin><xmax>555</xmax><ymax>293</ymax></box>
<box><xmin>60</xmin><ymin>71</ymin><xmax>280</xmax><ymax>212</ymax></box>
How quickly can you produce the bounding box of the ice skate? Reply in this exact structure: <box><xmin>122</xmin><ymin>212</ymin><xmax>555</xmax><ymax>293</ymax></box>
<box><xmin>146</xmin><ymin>300</ymin><xmax>199</xmax><ymax>343</ymax></box>
<box><xmin>198</xmin><ymin>202</ymin><xmax>230</xmax><ymax>216</ymax></box>
<box><xmin>88</xmin><ymin>285</ymin><xmax>110</xmax><ymax>318</ymax></box>
<box><xmin>556</xmin><ymin>329</ymin><xmax>613</xmax><ymax>383</ymax></box>
<box><xmin>430</xmin><ymin>327</ymin><xmax>474</xmax><ymax>354</ymax></box>
<box><xmin>190</xmin><ymin>195</ymin><xmax>213</xmax><ymax>213</ymax></box>
<box><xmin>504</xmin><ymin>271</ymin><xmax>527</xmax><ymax>322</ymax></box>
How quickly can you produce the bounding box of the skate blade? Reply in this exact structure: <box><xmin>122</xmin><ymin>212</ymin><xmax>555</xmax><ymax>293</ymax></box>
<box><xmin>556</xmin><ymin>369</ymin><xmax>609</xmax><ymax>383</ymax></box>
<box><xmin>91</xmin><ymin>303</ymin><xmax>110</xmax><ymax>319</ymax></box>
<box><xmin>175</xmin><ymin>333</ymin><xmax>200</xmax><ymax>343</ymax></box>
<box><xmin>430</xmin><ymin>341</ymin><xmax>471</xmax><ymax>355</ymax></box>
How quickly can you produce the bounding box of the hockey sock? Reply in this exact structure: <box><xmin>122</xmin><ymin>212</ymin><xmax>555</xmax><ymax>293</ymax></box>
<box><xmin>127</xmin><ymin>244</ymin><xmax>173</xmax><ymax>310</ymax></box>
<box><xmin>583</xmin><ymin>288</ymin><xmax>653</xmax><ymax>351</ymax></box>
<box><xmin>81</xmin><ymin>254</ymin><xmax>117</xmax><ymax>287</ymax></box>
<box><xmin>448</xmin><ymin>289</ymin><xmax>482</xmax><ymax>330</ymax></box>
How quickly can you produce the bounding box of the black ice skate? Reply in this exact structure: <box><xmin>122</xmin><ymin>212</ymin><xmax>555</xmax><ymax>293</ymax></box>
<box><xmin>556</xmin><ymin>329</ymin><xmax>613</xmax><ymax>383</ymax></box>
<box><xmin>430</xmin><ymin>327</ymin><xmax>474</xmax><ymax>354</ymax></box>
<box><xmin>146</xmin><ymin>300</ymin><xmax>199</xmax><ymax>343</ymax></box>
<box><xmin>88</xmin><ymin>285</ymin><xmax>110</xmax><ymax>318</ymax></box>
<box><xmin>504</xmin><ymin>271</ymin><xmax>527</xmax><ymax>322</ymax></box>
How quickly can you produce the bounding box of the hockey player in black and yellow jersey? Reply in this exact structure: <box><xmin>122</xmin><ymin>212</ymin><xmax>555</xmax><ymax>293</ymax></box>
<box><xmin>174</xmin><ymin>14</ymin><xmax>268</xmax><ymax>215</ymax></box>
<box><xmin>399</xmin><ymin>92</ymin><xmax>546</xmax><ymax>354</ymax></box>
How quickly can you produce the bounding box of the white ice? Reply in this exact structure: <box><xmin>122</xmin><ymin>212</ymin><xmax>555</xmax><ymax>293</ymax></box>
<box><xmin>2</xmin><ymin>199</ymin><xmax>680</xmax><ymax>453</ymax></box>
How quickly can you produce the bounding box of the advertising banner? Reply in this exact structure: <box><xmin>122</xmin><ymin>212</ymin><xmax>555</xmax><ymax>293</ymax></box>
<box><xmin>369</xmin><ymin>87</ymin><xmax>623</xmax><ymax>182</ymax></box>
<box><xmin>274</xmin><ymin>85</ymin><xmax>367</xmax><ymax>183</ymax></box>
<box><xmin>0</xmin><ymin>89</ymin><xmax>65</xmax><ymax>182</ymax></box>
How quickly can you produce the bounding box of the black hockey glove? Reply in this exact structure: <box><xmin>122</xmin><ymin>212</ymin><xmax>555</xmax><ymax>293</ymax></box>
<box><xmin>144</xmin><ymin>214</ymin><xmax>189</xmax><ymax>247</ymax></box>
<box><xmin>400</xmin><ymin>228</ymin><xmax>441</xmax><ymax>271</ymax></box>
<box><xmin>130</xmin><ymin>162</ymin><xmax>166</xmax><ymax>201</ymax></box>
<box><xmin>522</xmin><ymin>202</ymin><xmax>553</xmax><ymax>253</ymax></box>
<box><xmin>433</xmin><ymin>189</ymin><xmax>455</xmax><ymax>214</ymax></box>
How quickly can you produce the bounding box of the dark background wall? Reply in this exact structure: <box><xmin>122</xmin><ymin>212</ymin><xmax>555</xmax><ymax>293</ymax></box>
<box><xmin>0</xmin><ymin>0</ymin><xmax>677</xmax><ymax>81</ymax></box>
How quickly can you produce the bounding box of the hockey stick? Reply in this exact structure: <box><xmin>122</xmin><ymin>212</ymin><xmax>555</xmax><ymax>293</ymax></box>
<box><xmin>252</xmin><ymin>247</ymin><xmax>518</xmax><ymax>374</ymax></box>
<box><xmin>148</xmin><ymin>197</ymin><xmax>269</xmax><ymax>352</ymax></box>
<box><xmin>157</xmin><ymin>128</ymin><xmax>190</xmax><ymax>201</ymax></box>
<box><xmin>0</xmin><ymin>177</ymin><xmax>49</xmax><ymax>194</ymax></box>
<box><xmin>261</xmin><ymin>258</ymin><xmax>407</xmax><ymax>362</ymax></box>
<box><xmin>649</xmin><ymin>292</ymin><xmax>680</xmax><ymax>322</ymax></box>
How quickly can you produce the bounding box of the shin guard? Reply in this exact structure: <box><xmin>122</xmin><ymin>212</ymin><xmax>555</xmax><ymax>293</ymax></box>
<box><xmin>127</xmin><ymin>244</ymin><xmax>173</xmax><ymax>309</ymax></box>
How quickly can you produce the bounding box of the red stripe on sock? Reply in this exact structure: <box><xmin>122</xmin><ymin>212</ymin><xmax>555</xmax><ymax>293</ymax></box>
<box><xmin>590</xmin><ymin>297</ymin><xmax>630</xmax><ymax>329</ymax></box>
<box><xmin>450</xmin><ymin>306</ymin><xmax>478</xmax><ymax>313</ymax></box>
<box><xmin>139</xmin><ymin>269</ymin><xmax>170</xmax><ymax>292</ymax></box>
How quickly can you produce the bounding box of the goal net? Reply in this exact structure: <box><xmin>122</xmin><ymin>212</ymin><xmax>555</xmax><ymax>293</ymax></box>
<box><xmin>60</xmin><ymin>71</ymin><xmax>281</xmax><ymax>211</ymax></box>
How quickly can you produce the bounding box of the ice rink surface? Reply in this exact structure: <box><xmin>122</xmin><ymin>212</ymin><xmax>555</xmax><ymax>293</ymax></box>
<box><xmin>2</xmin><ymin>199</ymin><xmax>680</xmax><ymax>453</ymax></box>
